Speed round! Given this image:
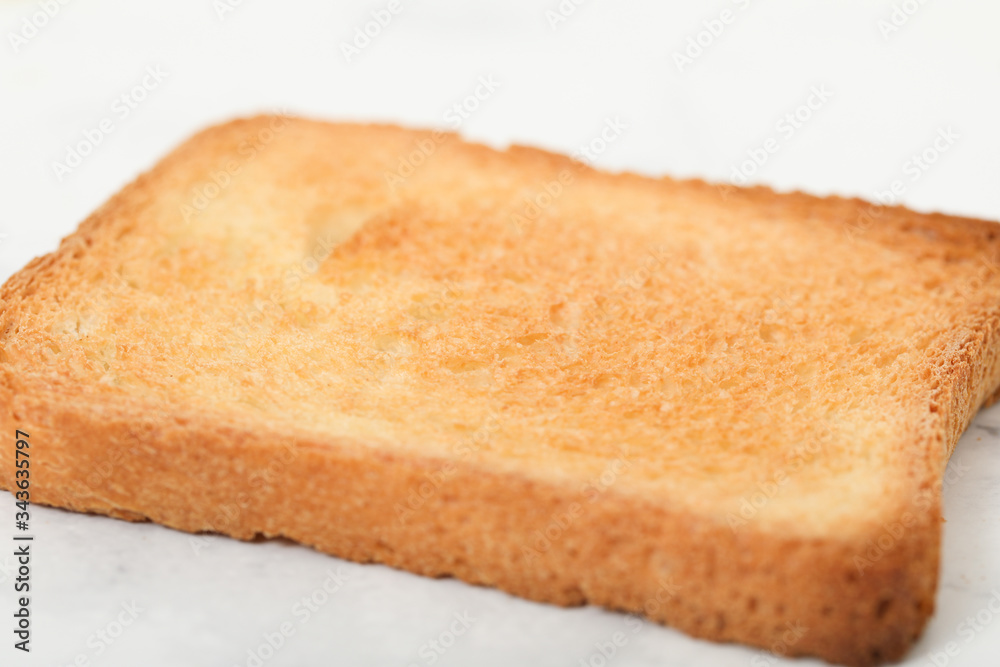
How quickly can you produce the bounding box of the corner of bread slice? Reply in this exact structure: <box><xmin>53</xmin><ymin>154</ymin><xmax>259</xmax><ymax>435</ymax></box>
<box><xmin>649</xmin><ymin>455</ymin><xmax>944</xmax><ymax>667</ymax></box>
<box><xmin>457</xmin><ymin>413</ymin><xmax>952</xmax><ymax>667</ymax></box>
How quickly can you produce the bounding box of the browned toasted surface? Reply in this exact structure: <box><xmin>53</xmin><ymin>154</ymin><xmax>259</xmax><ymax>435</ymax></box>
<box><xmin>2</xmin><ymin>116</ymin><xmax>999</xmax><ymax>665</ymax></box>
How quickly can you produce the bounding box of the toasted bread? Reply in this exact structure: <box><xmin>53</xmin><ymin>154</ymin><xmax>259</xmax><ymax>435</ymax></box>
<box><xmin>2</xmin><ymin>116</ymin><xmax>999</xmax><ymax>666</ymax></box>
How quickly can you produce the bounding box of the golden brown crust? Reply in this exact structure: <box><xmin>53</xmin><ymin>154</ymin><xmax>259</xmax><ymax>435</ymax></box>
<box><xmin>2</xmin><ymin>115</ymin><xmax>1000</xmax><ymax>666</ymax></box>
<box><xmin>0</xmin><ymin>381</ymin><xmax>943</xmax><ymax>666</ymax></box>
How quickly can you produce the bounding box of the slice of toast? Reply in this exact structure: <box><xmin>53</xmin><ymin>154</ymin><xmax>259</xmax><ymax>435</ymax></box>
<box><xmin>2</xmin><ymin>116</ymin><xmax>999</xmax><ymax>666</ymax></box>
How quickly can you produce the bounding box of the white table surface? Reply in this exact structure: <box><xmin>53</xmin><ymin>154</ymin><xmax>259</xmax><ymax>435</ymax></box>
<box><xmin>1</xmin><ymin>1</ymin><xmax>998</xmax><ymax>665</ymax></box>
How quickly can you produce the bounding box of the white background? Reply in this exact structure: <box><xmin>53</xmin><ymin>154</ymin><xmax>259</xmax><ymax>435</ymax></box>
<box><xmin>1</xmin><ymin>0</ymin><xmax>999</xmax><ymax>665</ymax></box>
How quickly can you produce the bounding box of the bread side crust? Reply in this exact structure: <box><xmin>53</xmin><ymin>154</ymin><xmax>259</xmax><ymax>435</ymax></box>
<box><xmin>0</xmin><ymin>377</ymin><xmax>942</xmax><ymax>666</ymax></box>
<box><xmin>2</xmin><ymin>116</ymin><xmax>1000</xmax><ymax>665</ymax></box>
